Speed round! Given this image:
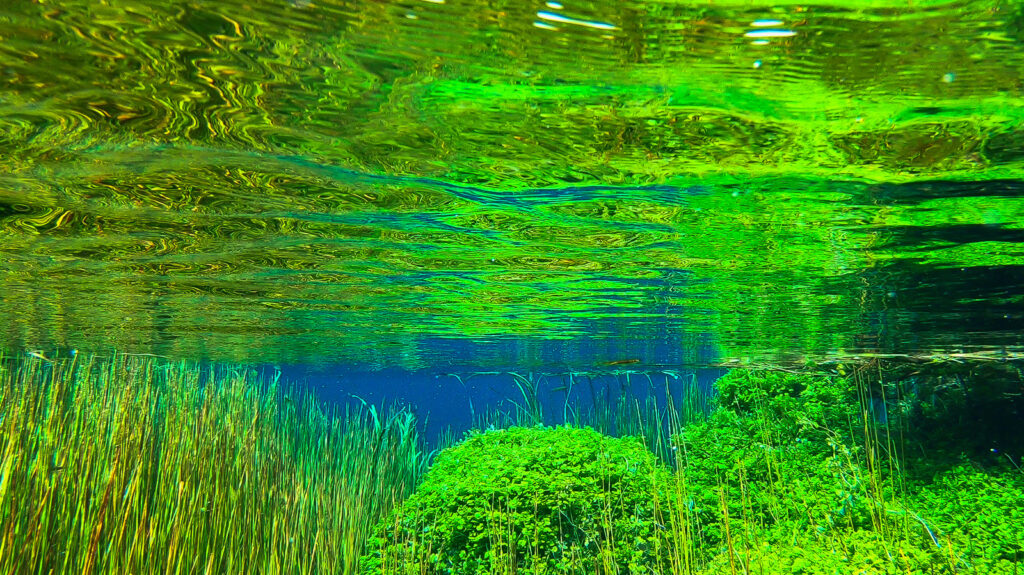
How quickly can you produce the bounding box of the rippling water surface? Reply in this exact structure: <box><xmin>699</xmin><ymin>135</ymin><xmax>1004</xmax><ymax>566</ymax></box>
<box><xmin>1</xmin><ymin>0</ymin><xmax>1022</xmax><ymax>369</ymax></box>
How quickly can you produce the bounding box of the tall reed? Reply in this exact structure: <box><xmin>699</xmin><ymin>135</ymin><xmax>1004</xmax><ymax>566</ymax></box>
<box><xmin>473</xmin><ymin>370</ymin><xmax>712</xmax><ymax>466</ymax></box>
<box><xmin>0</xmin><ymin>351</ymin><xmax>431</xmax><ymax>575</ymax></box>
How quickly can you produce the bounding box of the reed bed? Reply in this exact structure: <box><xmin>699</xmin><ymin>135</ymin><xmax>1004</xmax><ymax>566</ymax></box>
<box><xmin>0</xmin><ymin>351</ymin><xmax>432</xmax><ymax>575</ymax></box>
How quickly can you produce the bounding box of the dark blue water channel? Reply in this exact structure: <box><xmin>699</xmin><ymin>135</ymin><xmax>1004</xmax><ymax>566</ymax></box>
<box><xmin>274</xmin><ymin>356</ymin><xmax>725</xmax><ymax>443</ymax></box>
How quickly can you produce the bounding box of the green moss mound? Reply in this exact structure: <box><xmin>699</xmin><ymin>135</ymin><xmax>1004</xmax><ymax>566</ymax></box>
<box><xmin>679</xmin><ymin>369</ymin><xmax>1024</xmax><ymax>574</ymax></box>
<box><xmin>359</xmin><ymin>426</ymin><xmax>671</xmax><ymax>574</ymax></box>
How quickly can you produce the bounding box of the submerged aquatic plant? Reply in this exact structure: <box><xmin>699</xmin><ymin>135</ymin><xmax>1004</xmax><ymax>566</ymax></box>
<box><xmin>3</xmin><ymin>350</ymin><xmax>1020</xmax><ymax>574</ymax></box>
<box><xmin>0</xmin><ymin>351</ymin><xmax>432</xmax><ymax>575</ymax></box>
<box><xmin>674</xmin><ymin>367</ymin><xmax>1024</xmax><ymax>574</ymax></box>
<box><xmin>375</xmin><ymin>366</ymin><xmax>1024</xmax><ymax>575</ymax></box>
<box><xmin>360</xmin><ymin>426</ymin><xmax>673</xmax><ymax>575</ymax></box>
<box><xmin>473</xmin><ymin>370</ymin><xmax>712</xmax><ymax>466</ymax></box>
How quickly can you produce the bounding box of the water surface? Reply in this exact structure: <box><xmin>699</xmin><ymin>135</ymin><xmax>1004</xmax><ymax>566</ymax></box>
<box><xmin>1</xmin><ymin>0</ymin><xmax>1022</xmax><ymax>369</ymax></box>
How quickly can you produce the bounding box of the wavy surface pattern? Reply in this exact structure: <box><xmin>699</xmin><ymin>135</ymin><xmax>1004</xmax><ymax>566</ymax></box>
<box><xmin>0</xmin><ymin>0</ymin><xmax>1022</xmax><ymax>367</ymax></box>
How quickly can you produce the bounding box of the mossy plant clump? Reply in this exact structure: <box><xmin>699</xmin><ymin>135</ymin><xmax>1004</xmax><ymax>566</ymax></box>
<box><xmin>676</xmin><ymin>367</ymin><xmax>1024</xmax><ymax>574</ymax></box>
<box><xmin>675</xmin><ymin>370</ymin><xmax>878</xmax><ymax>566</ymax></box>
<box><xmin>360</xmin><ymin>426</ymin><xmax>672</xmax><ymax>575</ymax></box>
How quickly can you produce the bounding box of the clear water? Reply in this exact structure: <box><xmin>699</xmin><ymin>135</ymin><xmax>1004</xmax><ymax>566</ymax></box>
<box><xmin>1</xmin><ymin>0</ymin><xmax>1022</xmax><ymax>372</ymax></box>
<box><xmin>3</xmin><ymin>2</ymin><xmax>1024</xmax><ymax>574</ymax></box>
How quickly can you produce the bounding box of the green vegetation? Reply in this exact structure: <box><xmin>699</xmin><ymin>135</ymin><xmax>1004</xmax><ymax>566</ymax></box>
<box><xmin>471</xmin><ymin>370</ymin><xmax>712</xmax><ymax>465</ymax></box>
<box><xmin>364</xmin><ymin>364</ymin><xmax>1024</xmax><ymax>574</ymax></box>
<box><xmin>0</xmin><ymin>351</ymin><xmax>432</xmax><ymax>575</ymax></box>
<box><xmin>361</xmin><ymin>426</ymin><xmax>671</xmax><ymax>574</ymax></box>
<box><xmin>2</xmin><ymin>349</ymin><xmax>1021</xmax><ymax>574</ymax></box>
<box><xmin>673</xmin><ymin>366</ymin><xmax>1024</xmax><ymax>573</ymax></box>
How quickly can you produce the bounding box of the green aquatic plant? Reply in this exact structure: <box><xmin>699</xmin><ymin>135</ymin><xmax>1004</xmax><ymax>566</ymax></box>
<box><xmin>913</xmin><ymin>463</ymin><xmax>1024</xmax><ymax>570</ymax></box>
<box><xmin>472</xmin><ymin>370</ymin><xmax>712</xmax><ymax>466</ymax></box>
<box><xmin>674</xmin><ymin>371</ymin><xmax>876</xmax><ymax>566</ymax></box>
<box><xmin>673</xmin><ymin>366</ymin><xmax>1024</xmax><ymax>574</ymax></box>
<box><xmin>360</xmin><ymin>426</ymin><xmax>673</xmax><ymax>575</ymax></box>
<box><xmin>7</xmin><ymin>351</ymin><xmax>1019</xmax><ymax>575</ymax></box>
<box><xmin>440</xmin><ymin>367</ymin><xmax>1024</xmax><ymax>573</ymax></box>
<box><xmin>0</xmin><ymin>351</ymin><xmax>432</xmax><ymax>575</ymax></box>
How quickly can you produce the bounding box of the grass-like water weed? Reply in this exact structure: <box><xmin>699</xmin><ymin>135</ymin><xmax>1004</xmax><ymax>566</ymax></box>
<box><xmin>0</xmin><ymin>351</ymin><xmax>432</xmax><ymax>575</ymax></box>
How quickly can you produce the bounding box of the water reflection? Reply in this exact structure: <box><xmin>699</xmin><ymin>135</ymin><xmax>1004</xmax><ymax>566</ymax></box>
<box><xmin>535</xmin><ymin>10</ymin><xmax>618</xmax><ymax>31</ymax></box>
<box><xmin>743</xmin><ymin>29</ymin><xmax>797</xmax><ymax>38</ymax></box>
<box><xmin>0</xmin><ymin>0</ymin><xmax>1021</xmax><ymax>368</ymax></box>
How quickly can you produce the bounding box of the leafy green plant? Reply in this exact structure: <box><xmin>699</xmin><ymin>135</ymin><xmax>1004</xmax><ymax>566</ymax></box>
<box><xmin>660</xmin><ymin>365</ymin><xmax>1024</xmax><ymax>574</ymax></box>
<box><xmin>360</xmin><ymin>426</ymin><xmax>672</xmax><ymax>575</ymax></box>
<box><xmin>912</xmin><ymin>462</ymin><xmax>1024</xmax><ymax>571</ymax></box>
<box><xmin>674</xmin><ymin>369</ymin><xmax>954</xmax><ymax>573</ymax></box>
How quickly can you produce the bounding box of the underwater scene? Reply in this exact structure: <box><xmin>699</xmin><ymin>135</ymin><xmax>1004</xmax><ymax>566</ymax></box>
<box><xmin>1</xmin><ymin>0</ymin><xmax>1023</xmax><ymax>573</ymax></box>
